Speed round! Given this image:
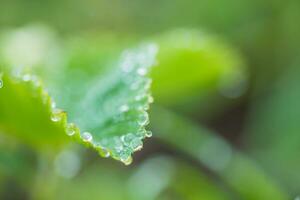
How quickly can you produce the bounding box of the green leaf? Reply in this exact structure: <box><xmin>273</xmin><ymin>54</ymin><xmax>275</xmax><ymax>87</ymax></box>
<box><xmin>0</xmin><ymin>43</ymin><xmax>157</xmax><ymax>165</ymax></box>
<box><xmin>0</xmin><ymin>27</ymin><xmax>245</xmax><ymax>165</ymax></box>
<box><xmin>61</xmin><ymin>44</ymin><xmax>157</xmax><ymax>164</ymax></box>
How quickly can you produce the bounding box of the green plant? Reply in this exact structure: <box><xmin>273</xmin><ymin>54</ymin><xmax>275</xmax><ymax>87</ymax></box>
<box><xmin>0</xmin><ymin>27</ymin><xmax>290</xmax><ymax>200</ymax></box>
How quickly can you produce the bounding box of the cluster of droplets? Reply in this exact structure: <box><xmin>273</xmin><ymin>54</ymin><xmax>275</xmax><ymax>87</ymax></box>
<box><xmin>105</xmin><ymin>107</ymin><xmax>153</xmax><ymax>165</ymax></box>
<box><xmin>120</xmin><ymin>44</ymin><xmax>157</xmax><ymax>115</ymax></box>
<box><xmin>12</xmin><ymin>71</ymin><xmax>101</xmax><ymax>155</ymax></box>
<box><xmin>11</xmin><ymin>69</ymin><xmax>43</xmax><ymax>88</ymax></box>
<box><xmin>9</xmin><ymin>44</ymin><xmax>157</xmax><ymax>165</ymax></box>
<box><xmin>88</xmin><ymin>44</ymin><xmax>158</xmax><ymax>165</ymax></box>
<box><xmin>108</xmin><ymin>132</ymin><xmax>146</xmax><ymax>165</ymax></box>
<box><xmin>2</xmin><ymin>57</ymin><xmax>155</xmax><ymax>166</ymax></box>
<box><xmin>121</xmin><ymin>43</ymin><xmax>158</xmax><ymax>75</ymax></box>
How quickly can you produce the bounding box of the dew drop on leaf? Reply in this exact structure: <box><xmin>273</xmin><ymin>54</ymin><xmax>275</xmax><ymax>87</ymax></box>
<box><xmin>143</xmin><ymin>104</ymin><xmax>150</xmax><ymax>111</ymax></box>
<box><xmin>130</xmin><ymin>138</ymin><xmax>143</xmax><ymax>151</ymax></box>
<box><xmin>145</xmin><ymin>131</ymin><xmax>153</xmax><ymax>138</ymax></box>
<box><xmin>121</xmin><ymin>133</ymin><xmax>135</xmax><ymax>146</ymax></box>
<box><xmin>120</xmin><ymin>150</ymin><xmax>133</xmax><ymax>165</ymax></box>
<box><xmin>137</xmin><ymin>67</ymin><xmax>147</xmax><ymax>76</ymax></box>
<box><xmin>122</xmin><ymin>156</ymin><xmax>133</xmax><ymax>166</ymax></box>
<box><xmin>51</xmin><ymin>109</ymin><xmax>63</xmax><ymax>122</ymax></box>
<box><xmin>66</xmin><ymin>123</ymin><xmax>76</xmax><ymax>136</ymax></box>
<box><xmin>82</xmin><ymin>132</ymin><xmax>93</xmax><ymax>142</ymax></box>
<box><xmin>114</xmin><ymin>140</ymin><xmax>124</xmax><ymax>153</ymax></box>
<box><xmin>51</xmin><ymin>101</ymin><xmax>56</xmax><ymax>109</ymax></box>
<box><xmin>130</xmin><ymin>82</ymin><xmax>139</xmax><ymax>90</ymax></box>
<box><xmin>22</xmin><ymin>74</ymin><xmax>31</xmax><ymax>82</ymax></box>
<box><xmin>135</xmin><ymin>94</ymin><xmax>145</xmax><ymax>101</ymax></box>
<box><xmin>138</xmin><ymin>111</ymin><xmax>149</xmax><ymax>126</ymax></box>
<box><xmin>148</xmin><ymin>95</ymin><xmax>154</xmax><ymax>103</ymax></box>
<box><xmin>99</xmin><ymin>147</ymin><xmax>110</xmax><ymax>158</ymax></box>
<box><xmin>119</xmin><ymin>104</ymin><xmax>129</xmax><ymax>113</ymax></box>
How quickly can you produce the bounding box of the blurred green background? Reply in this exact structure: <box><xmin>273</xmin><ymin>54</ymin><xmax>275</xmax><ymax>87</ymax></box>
<box><xmin>0</xmin><ymin>0</ymin><xmax>300</xmax><ymax>199</ymax></box>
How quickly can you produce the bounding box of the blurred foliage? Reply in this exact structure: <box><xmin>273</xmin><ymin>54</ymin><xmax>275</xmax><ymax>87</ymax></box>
<box><xmin>0</xmin><ymin>0</ymin><xmax>300</xmax><ymax>199</ymax></box>
<box><xmin>150</xmin><ymin>107</ymin><xmax>288</xmax><ymax>200</ymax></box>
<box><xmin>152</xmin><ymin>29</ymin><xmax>246</xmax><ymax>105</ymax></box>
<box><xmin>52</xmin><ymin>156</ymin><xmax>233</xmax><ymax>200</ymax></box>
<box><xmin>247</xmin><ymin>62</ymin><xmax>300</xmax><ymax>193</ymax></box>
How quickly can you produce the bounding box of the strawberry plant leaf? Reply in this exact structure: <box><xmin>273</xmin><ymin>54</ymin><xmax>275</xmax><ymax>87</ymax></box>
<box><xmin>58</xmin><ymin>44</ymin><xmax>158</xmax><ymax>164</ymax></box>
<box><xmin>0</xmin><ymin>43</ymin><xmax>157</xmax><ymax>165</ymax></box>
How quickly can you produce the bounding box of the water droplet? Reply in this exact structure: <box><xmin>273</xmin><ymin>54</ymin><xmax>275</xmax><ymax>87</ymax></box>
<box><xmin>115</xmin><ymin>144</ymin><xmax>124</xmax><ymax>153</ymax></box>
<box><xmin>130</xmin><ymin>138</ymin><xmax>143</xmax><ymax>151</ymax></box>
<box><xmin>121</xmin><ymin>51</ymin><xmax>134</xmax><ymax>72</ymax></box>
<box><xmin>121</xmin><ymin>133</ymin><xmax>135</xmax><ymax>146</ymax></box>
<box><xmin>120</xmin><ymin>150</ymin><xmax>133</xmax><ymax>165</ymax></box>
<box><xmin>143</xmin><ymin>104</ymin><xmax>150</xmax><ymax>111</ymax></box>
<box><xmin>99</xmin><ymin>148</ymin><xmax>110</xmax><ymax>158</ymax></box>
<box><xmin>51</xmin><ymin>101</ymin><xmax>56</xmax><ymax>109</ymax></box>
<box><xmin>51</xmin><ymin>109</ymin><xmax>63</xmax><ymax>122</ymax></box>
<box><xmin>121</xmin><ymin>61</ymin><xmax>133</xmax><ymax>73</ymax></box>
<box><xmin>32</xmin><ymin>77</ymin><xmax>41</xmax><ymax>87</ymax></box>
<box><xmin>0</xmin><ymin>79</ymin><xmax>3</xmax><ymax>89</ymax></box>
<box><xmin>138</xmin><ymin>111</ymin><xmax>149</xmax><ymax>126</ymax></box>
<box><xmin>130</xmin><ymin>82</ymin><xmax>139</xmax><ymax>90</ymax></box>
<box><xmin>66</xmin><ymin>123</ymin><xmax>76</xmax><ymax>136</ymax></box>
<box><xmin>137</xmin><ymin>129</ymin><xmax>147</xmax><ymax>137</ymax></box>
<box><xmin>114</xmin><ymin>137</ymin><xmax>124</xmax><ymax>152</ymax></box>
<box><xmin>148</xmin><ymin>95</ymin><xmax>154</xmax><ymax>103</ymax></box>
<box><xmin>137</xmin><ymin>68</ymin><xmax>147</xmax><ymax>76</ymax></box>
<box><xmin>135</xmin><ymin>94</ymin><xmax>144</xmax><ymax>101</ymax></box>
<box><xmin>137</xmin><ymin>105</ymin><xmax>144</xmax><ymax>111</ymax></box>
<box><xmin>82</xmin><ymin>132</ymin><xmax>93</xmax><ymax>142</ymax></box>
<box><xmin>122</xmin><ymin>156</ymin><xmax>133</xmax><ymax>165</ymax></box>
<box><xmin>22</xmin><ymin>74</ymin><xmax>31</xmax><ymax>82</ymax></box>
<box><xmin>148</xmin><ymin>43</ymin><xmax>159</xmax><ymax>55</ymax></box>
<box><xmin>145</xmin><ymin>131</ymin><xmax>152</xmax><ymax>138</ymax></box>
<box><xmin>144</xmin><ymin>79</ymin><xmax>152</xmax><ymax>90</ymax></box>
<box><xmin>119</xmin><ymin>104</ymin><xmax>129</xmax><ymax>113</ymax></box>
